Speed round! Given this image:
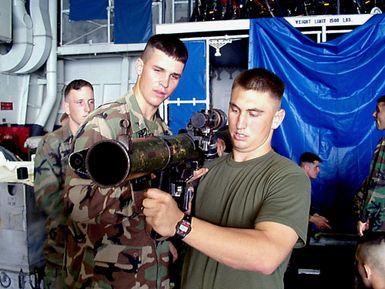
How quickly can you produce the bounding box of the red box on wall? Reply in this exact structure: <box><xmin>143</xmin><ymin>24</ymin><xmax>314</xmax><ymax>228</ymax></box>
<box><xmin>0</xmin><ymin>102</ymin><xmax>13</xmax><ymax>110</ymax></box>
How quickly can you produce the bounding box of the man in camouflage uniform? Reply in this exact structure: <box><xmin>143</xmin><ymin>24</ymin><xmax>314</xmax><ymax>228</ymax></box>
<box><xmin>34</xmin><ymin>79</ymin><xmax>95</xmax><ymax>289</ymax></box>
<box><xmin>64</xmin><ymin>34</ymin><xmax>188</xmax><ymax>289</ymax></box>
<box><xmin>353</xmin><ymin>95</ymin><xmax>385</xmax><ymax>236</ymax></box>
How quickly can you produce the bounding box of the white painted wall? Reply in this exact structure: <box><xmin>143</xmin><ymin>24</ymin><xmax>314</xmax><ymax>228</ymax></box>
<box><xmin>0</xmin><ymin>53</ymin><xmax>141</xmax><ymax>131</ymax></box>
<box><xmin>61</xmin><ymin>56</ymin><xmax>138</xmax><ymax>107</ymax></box>
<box><xmin>0</xmin><ymin>74</ymin><xmax>31</xmax><ymax>125</ymax></box>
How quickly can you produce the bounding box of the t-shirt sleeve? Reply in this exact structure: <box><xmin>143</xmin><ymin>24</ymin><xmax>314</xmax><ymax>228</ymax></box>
<box><xmin>255</xmin><ymin>165</ymin><xmax>311</xmax><ymax>248</ymax></box>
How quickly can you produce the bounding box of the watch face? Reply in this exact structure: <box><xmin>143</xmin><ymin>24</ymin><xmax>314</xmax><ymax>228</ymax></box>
<box><xmin>176</xmin><ymin>216</ymin><xmax>191</xmax><ymax>238</ymax></box>
<box><xmin>178</xmin><ymin>221</ymin><xmax>190</xmax><ymax>233</ymax></box>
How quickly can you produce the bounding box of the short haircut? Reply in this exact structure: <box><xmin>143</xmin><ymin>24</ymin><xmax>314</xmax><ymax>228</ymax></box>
<box><xmin>357</xmin><ymin>232</ymin><xmax>385</xmax><ymax>275</ymax></box>
<box><xmin>299</xmin><ymin>152</ymin><xmax>322</xmax><ymax>164</ymax></box>
<box><xmin>142</xmin><ymin>34</ymin><xmax>188</xmax><ymax>65</ymax></box>
<box><xmin>377</xmin><ymin>95</ymin><xmax>385</xmax><ymax>104</ymax></box>
<box><xmin>63</xmin><ymin>79</ymin><xmax>94</xmax><ymax>100</ymax></box>
<box><xmin>231</xmin><ymin>68</ymin><xmax>285</xmax><ymax>101</ymax></box>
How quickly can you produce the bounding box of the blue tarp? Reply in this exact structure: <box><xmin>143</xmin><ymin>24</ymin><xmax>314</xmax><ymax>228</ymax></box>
<box><xmin>249</xmin><ymin>15</ymin><xmax>385</xmax><ymax>232</ymax></box>
<box><xmin>69</xmin><ymin>0</ymin><xmax>108</xmax><ymax>21</ymax></box>
<box><xmin>168</xmin><ymin>40</ymin><xmax>207</xmax><ymax>134</ymax></box>
<box><xmin>114</xmin><ymin>0</ymin><xmax>152</xmax><ymax>44</ymax></box>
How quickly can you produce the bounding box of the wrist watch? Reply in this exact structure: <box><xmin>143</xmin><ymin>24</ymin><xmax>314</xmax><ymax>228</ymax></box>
<box><xmin>175</xmin><ymin>214</ymin><xmax>192</xmax><ymax>239</ymax></box>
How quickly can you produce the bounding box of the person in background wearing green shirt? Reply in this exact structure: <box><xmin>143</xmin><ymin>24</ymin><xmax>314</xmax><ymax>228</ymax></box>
<box><xmin>299</xmin><ymin>152</ymin><xmax>332</xmax><ymax>232</ymax></box>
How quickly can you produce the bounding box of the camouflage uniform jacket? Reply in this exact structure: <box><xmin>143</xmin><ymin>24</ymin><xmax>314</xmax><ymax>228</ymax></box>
<box><xmin>64</xmin><ymin>91</ymin><xmax>172</xmax><ymax>289</ymax></box>
<box><xmin>353</xmin><ymin>136</ymin><xmax>385</xmax><ymax>232</ymax></box>
<box><xmin>34</xmin><ymin>123</ymin><xmax>72</xmax><ymax>268</ymax></box>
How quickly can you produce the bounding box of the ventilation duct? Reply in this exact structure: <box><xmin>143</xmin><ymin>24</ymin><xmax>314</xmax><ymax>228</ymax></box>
<box><xmin>17</xmin><ymin>0</ymin><xmax>52</xmax><ymax>74</ymax></box>
<box><xmin>32</xmin><ymin>0</ymin><xmax>57</xmax><ymax>131</ymax></box>
<box><xmin>0</xmin><ymin>0</ymin><xmax>33</xmax><ymax>73</ymax></box>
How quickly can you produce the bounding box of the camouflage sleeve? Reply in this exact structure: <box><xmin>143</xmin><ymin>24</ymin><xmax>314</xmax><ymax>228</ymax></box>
<box><xmin>352</xmin><ymin>178</ymin><xmax>368</xmax><ymax>222</ymax></box>
<box><xmin>359</xmin><ymin>139</ymin><xmax>385</xmax><ymax>224</ymax></box>
<box><xmin>65</xmin><ymin>109</ymin><xmax>133</xmax><ymax>225</ymax></box>
<box><xmin>34</xmin><ymin>135</ymin><xmax>64</xmax><ymax>218</ymax></box>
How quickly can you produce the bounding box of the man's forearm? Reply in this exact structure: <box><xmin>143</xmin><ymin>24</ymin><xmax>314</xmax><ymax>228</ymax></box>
<box><xmin>183</xmin><ymin>217</ymin><xmax>298</xmax><ymax>274</ymax></box>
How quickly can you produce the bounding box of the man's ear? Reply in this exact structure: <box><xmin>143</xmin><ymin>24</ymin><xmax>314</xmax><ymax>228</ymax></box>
<box><xmin>136</xmin><ymin>58</ymin><xmax>144</xmax><ymax>75</ymax></box>
<box><xmin>272</xmin><ymin>109</ymin><xmax>285</xmax><ymax>129</ymax></box>
<box><xmin>63</xmin><ymin>100</ymin><xmax>70</xmax><ymax>115</ymax></box>
<box><xmin>303</xmin><ymin>163</ymin><xmax>310</xmax><ymax>172</ymax></box>
<box><xmin>363</xmin><ymin>264</ymin><xmax>372</xmax><ymax>280</ymax></box>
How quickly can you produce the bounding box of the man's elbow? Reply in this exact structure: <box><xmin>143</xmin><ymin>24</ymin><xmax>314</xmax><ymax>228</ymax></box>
<box><xmin>229</xmin><ymin>259</ymin><xmax>280</xmax><ymax>275</ymax></box>
<box><xmin>251</xmin><ymin>261</ymin><xmax>279</xmax><ymax>275</ymax></box>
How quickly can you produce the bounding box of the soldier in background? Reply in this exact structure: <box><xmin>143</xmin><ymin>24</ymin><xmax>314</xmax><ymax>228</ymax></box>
<box><xmin>353</xmin><ymin>95</ymin><xmax>385</xmax><ymax>237</ymax></box>
<box><xmin>34</xmin><ymin>79</ymin><xmax>95</xmax><ymax>289</ymax></box>
<box><xmin>64</xmin><ymin>34</ymin><xmax>188</xmax><ymax>289</ymax></box>
<box><xmin>299</xmin><ymin>152</ymin><xmax>332</xmax><ymax>232</ymax></box>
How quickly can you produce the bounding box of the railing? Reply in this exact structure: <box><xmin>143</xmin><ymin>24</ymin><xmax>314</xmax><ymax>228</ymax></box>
<box><xmin>59</xmin><ymin>0</ymin><xmax>381</xmax><ymax>47</ymax></box>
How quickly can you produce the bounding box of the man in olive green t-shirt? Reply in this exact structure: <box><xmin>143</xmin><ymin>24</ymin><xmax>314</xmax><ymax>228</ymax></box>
<box><xmin>143</xmin><ymin>68</ymin><xmax>311</xmax><ymax>289</ymax></box>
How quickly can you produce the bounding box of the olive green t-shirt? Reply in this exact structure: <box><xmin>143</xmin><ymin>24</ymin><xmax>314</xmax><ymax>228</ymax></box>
<box><xmin>182</xmin><ymin>151</ymin><xmax>311</xmax><ymax>289</ymax></box>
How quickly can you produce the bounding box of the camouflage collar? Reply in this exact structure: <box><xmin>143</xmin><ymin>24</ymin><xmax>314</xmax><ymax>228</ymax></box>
<box><xmin>125</xmin><ymin>91</ymin><xmax>166</xmax><ymax>137</ymax></box>
<box><xmin>61</xmin><ymin>122</ymin><xmax>74</xmax><ymax>143</ymax></box>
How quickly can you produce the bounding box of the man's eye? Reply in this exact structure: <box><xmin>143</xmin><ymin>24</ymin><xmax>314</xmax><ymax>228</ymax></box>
<box><xmin>171</xmin><ymin>74</ymin><xmax>180</xmax><ymax>80</ymax></box>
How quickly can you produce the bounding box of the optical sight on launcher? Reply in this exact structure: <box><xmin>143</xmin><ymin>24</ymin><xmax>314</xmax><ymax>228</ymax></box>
<box><xmin>69</xmin><ymin>108</ymin><xmax>227</xmax><ymax>212</ymax></box>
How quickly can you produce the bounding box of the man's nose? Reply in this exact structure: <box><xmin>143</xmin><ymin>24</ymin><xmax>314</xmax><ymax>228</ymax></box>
<box><xmin>236</xmin><ymin>114</ymin><xmax>247</xmax><ymax>129</ymax></box>
<box><xmin>160</xmin><ymin>75</ymin><xmax>170</xmax><ymax>89</ymax></box>
<box><xmin>84</xmin><ymin>102</ymin><xmax>92</xmax><ymax>112</ymax></box>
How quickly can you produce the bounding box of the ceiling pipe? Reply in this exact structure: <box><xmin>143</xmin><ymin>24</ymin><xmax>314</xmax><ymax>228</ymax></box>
<box><xmin>17</xmin><ymin>0</ymin><xmax>52</xmax><ymax>74</ymax></box>
<box><xmin>0</xmin><ymin>0</ymin><xmax>33</xmax><ymax>73</ymax></box>
<box><xmin>31</xmin><ymin>0</ymin><xmax>57</xmax><ymax>133</ymax></box>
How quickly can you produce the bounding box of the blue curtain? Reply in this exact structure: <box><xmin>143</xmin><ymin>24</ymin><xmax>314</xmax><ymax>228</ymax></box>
<box><xmin>69</xmin><ymin>0</ymin><xmax>108</xmax><ymax>21</ymax></box>
<box><xmin>114</xmin><ymin>0</ymin><xmax>152</xmax><ymax>44</ymax></box>
<box><xmin>168</xmin><ymin>40</ymin><xmax>207</xmax><ymax>134</ymax></box>
<box><xmin>249</xmin><ymin>15</ymin><xmax>385</xmax><ymax>232</ymax></box>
